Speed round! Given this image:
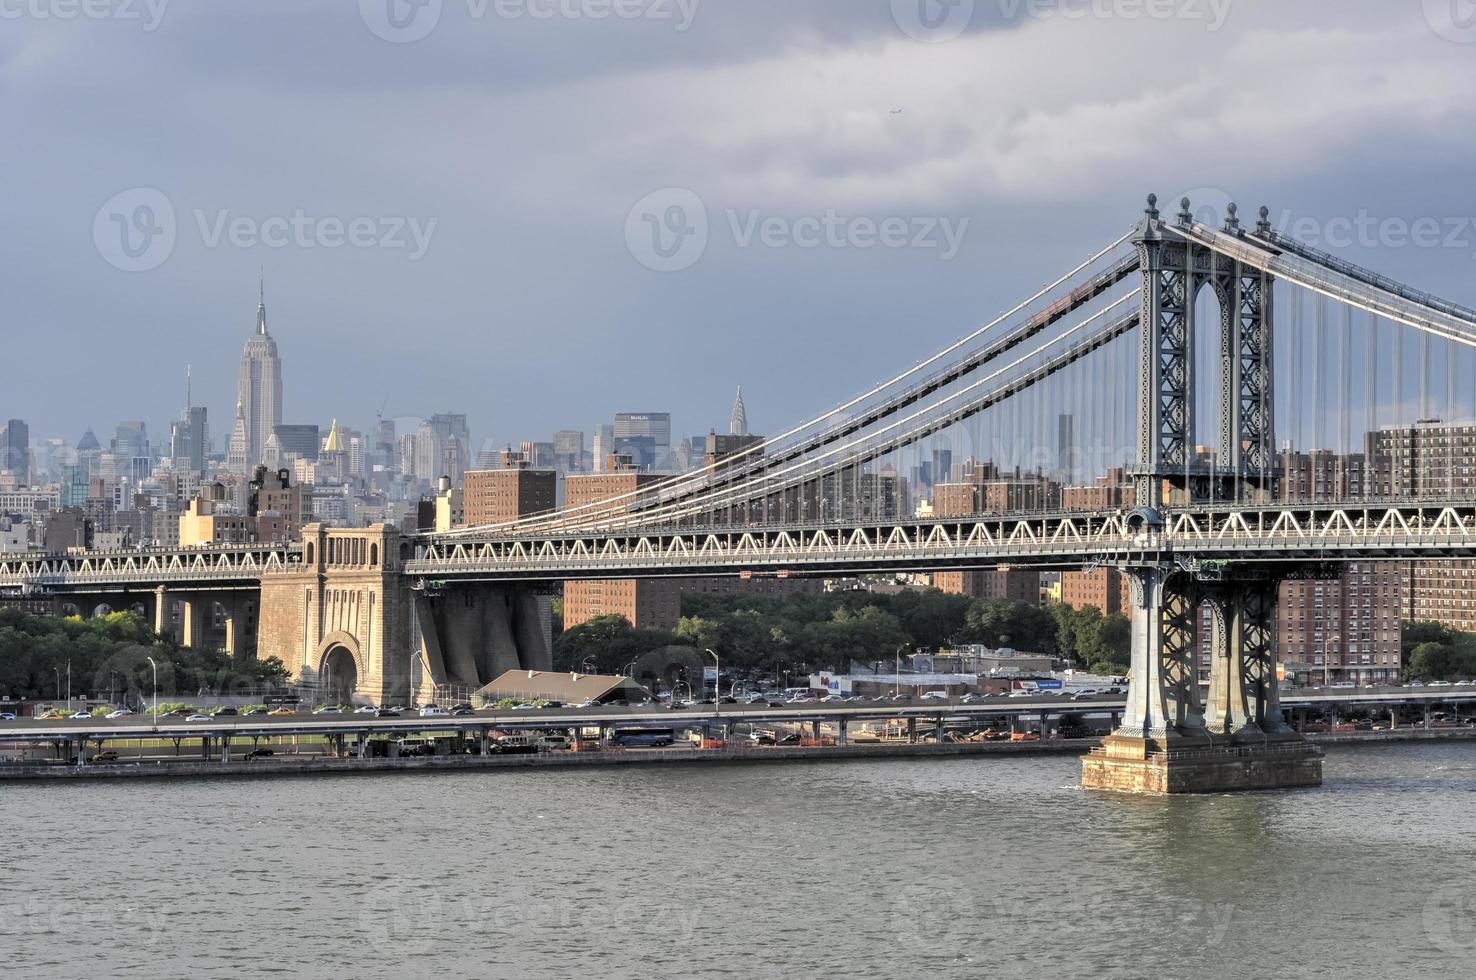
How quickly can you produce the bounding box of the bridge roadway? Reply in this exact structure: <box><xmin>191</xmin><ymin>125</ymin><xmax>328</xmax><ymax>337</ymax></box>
<box><xmin>409</xmin><ymin>497</ymin><xmax>1476</xmax><ymax>582</ymax></box>
<box><xmin>7</xmin><ymin>497</ymin><xmax>1476</xmax><ymax>591</ymax></box>
<box><xmin>3</xmin><ymin>686</ymin><xmax>1473</xmax><ymax>744</ymax></box>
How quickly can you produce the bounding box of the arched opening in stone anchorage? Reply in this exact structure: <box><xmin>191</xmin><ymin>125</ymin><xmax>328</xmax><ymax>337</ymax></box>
<box><xmin>92</xmin><ymin>603</ymin><xmax>114</xmax><ymax>618</ymax></box>
<box><xmin>399</xmin><ymin>542</ymin><xmax>410</xmax><ymax>563</ymax></box>
<box><xmin>369</xmin><ymin>544</ymin><xmax>378</xmax><ymax>567</ymax></box>
<box><xmin>322</xmin><ymin>646</ymin><xmax>359</xmax><ymax>706</ymax></box>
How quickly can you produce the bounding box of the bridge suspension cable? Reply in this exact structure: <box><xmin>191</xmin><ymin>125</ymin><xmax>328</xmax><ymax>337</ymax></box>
<box><xmin>440</xmin><ymin>231</ymin><xmax>1139</xmax><ymax>537</ymax></box>
<box><xmin>529</xmin><ymin>293</ymin><xmax>1141</xmax><ymax>533</ymax></box>
<box><xmin>1183</xmin><ymin>223</ymin><xmax>1476</xmax><ymax>350</ymax></box>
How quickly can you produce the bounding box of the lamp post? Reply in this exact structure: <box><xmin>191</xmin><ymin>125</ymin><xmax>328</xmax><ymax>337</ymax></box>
<box><xmin>704</xmin><ymin>649</ymin><xmax>719</xmax><ymax>704</ymax></box>
<box><xmin>147</xmin><ymin>656</ymin><xmax>158</xmax><ymax>731</ymax></box>
<box><xmin>1321</xmin><ymin>633</ymin><xmax>1341</xmax><ymax>689</ymax></box>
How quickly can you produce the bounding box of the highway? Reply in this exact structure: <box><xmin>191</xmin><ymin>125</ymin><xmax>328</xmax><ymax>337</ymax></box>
<box><xmin>4</xmin><ymin>685</ymin><xmax>1476</xmax><ymax>743</ymax></box>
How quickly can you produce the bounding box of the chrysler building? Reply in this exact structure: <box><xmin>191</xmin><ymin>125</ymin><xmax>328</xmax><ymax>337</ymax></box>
<box><xmin>236</xmin><ymin>279</ymin><xmax>283</xmax><ymax>468</ymax></box>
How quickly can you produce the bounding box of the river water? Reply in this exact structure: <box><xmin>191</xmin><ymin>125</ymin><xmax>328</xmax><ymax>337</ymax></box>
<box><xmin>3</xmin><ymin>742</ymin><xmax>1474</xmax><ymax>979</ymax></box>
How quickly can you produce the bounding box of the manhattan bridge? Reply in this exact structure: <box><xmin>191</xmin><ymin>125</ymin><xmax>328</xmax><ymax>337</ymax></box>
<box><xmin>7</xmin><ymin>194</ymin><xmax>1476</xmax><ymax>790</ymax></box>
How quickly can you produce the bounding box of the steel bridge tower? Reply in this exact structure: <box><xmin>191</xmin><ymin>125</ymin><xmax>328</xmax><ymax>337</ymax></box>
<box><xmin>1085</xmin><ymin>195</ymin><xmax>1321</xmax><ymax>793</ymax></box>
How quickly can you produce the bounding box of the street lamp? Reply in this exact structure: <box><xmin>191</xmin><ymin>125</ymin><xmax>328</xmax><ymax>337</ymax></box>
<box><xmin>1321</xmin><ymin>633</ymin><xmax>1341</xmax><ymax>689</ymax></box>
<box><xmin>705</xmin><ymin>648</ymin><xmax>719</xmax><ymax>706</ymax></box>
<box><xmin>146</xmin><ymin>656</ymin><xmax>158</xmax><ymax>731</ymax></box>
<box><xmin>580</xmin><ymin>656</ymin><xmax>596</xmax><ymax>675</ymax></box>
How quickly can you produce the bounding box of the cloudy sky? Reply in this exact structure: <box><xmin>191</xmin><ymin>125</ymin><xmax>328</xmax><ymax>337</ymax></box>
<box><xmin>3</xmin><ymin>0</ymin><xmax>1475</xmax><ymax>454</ymax></box>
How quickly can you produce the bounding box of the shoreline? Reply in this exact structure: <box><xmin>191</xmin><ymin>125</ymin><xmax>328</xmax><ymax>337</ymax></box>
<box><xmin>0</xmin><ymin>728</ymin><xmax>1471</xmax><ymax>782</ymax></box>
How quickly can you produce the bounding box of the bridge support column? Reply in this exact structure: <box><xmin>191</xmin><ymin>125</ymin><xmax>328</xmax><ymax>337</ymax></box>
<box><xmin>1083</xmin><ymin>566</ymin><xmax>1320</xmax><ymax>794</ymax></box>
<box><xmin>181</xmin><ymin>595</ymin><xmax>209</xmax><ymax>650</ymax></box>
<box><xmin>152</xmin><ymin>586</ymin><xmax>170</xmax><ymax>638</ymax></box>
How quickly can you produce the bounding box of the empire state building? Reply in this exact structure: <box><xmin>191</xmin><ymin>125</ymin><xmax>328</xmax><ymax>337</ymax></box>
<box><xmin>237</xmin><ymin>280</ymin><xmax>283</xmax><ymax>468</ymax></box>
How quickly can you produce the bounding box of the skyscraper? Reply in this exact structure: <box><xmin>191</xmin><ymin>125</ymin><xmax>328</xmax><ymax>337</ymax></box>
<box><xmin>613</xmin><ymin>412</ymin><xmax>672</xmax><ymax>471</ymax></box>
<box><xmin>730</xmin><ymin>387</ymin><xmax>748</xmax><ymax>436</ymax></box>
<box><xmin>1</xmin><ymin>418</ymin><xmax>28</xmax><ymax>478</ymax></box>
<box><xmin>237</xmin><ymin>279</ymin><xmax>283</xmax><ymax>468</ymax></box>
<box><xmin>170</xmin><ymin>367</ymin><xmax>209</xmax><ymax>474</ymax></box>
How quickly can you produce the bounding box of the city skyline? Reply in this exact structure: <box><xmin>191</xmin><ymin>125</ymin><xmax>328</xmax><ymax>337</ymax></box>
<box><xmin>5</xmin><ymin>3</ymin><xmax>1476</xmax><ymax>443</ymax></box>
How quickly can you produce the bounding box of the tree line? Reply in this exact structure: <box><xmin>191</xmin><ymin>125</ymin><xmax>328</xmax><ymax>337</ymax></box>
<box><xmin>0</xmin><ymin>608</ymin><xmax>288</xmax><ymax>703</ymax></box>
<box><xmin>552</xmin><ymin>589</ymin><xmax>1132</xmax><ymax>681</ymax></box>
<box><xmin>1402</xmin><ymin>621</ymin><xmax>1476</xmax><ymax>681</ymax></box>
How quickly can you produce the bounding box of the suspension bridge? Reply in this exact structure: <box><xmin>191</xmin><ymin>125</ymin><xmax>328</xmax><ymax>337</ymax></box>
<box><xmin>7</xmin><ymin>193</ymin><xmax>1476</xmax><ymax>791</ymax></box>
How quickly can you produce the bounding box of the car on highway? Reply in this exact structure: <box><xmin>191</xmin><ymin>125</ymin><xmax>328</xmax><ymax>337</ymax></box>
<box><xmin>450</xmin><ymin>706</ymin><xmax>475</xmax><ymax>717</ymax></box>
<box><xmin>92</xmin><ymin>749</ymin><xmax>120</xmax><ymax>761</ymax></box>
<box><xmin>786</xmin><ymin>696</ymin><xmax>815</xmax><ymax>704</ymax></box>
<box><xmin>1008</xmin><ymin>690</ymin><xmax>1035</xmax><ymax>698</ymax></box>
<box><xmin>1072</xmin><ymin>689</ymin><xmax>1099</xmax><ymax>700</ymax></box>
<box><xmin>419</xmin><ymin>705</ymin><xmax>448</xmax><ymax>717</ymax></box>
<box><xmin>212</xmin><ymin>706</ymin><xmax>238</xmax><ymax>716</ymax></box>
<box><xmin>374</xmin><ymin>708</ymin><xmax>401</xmax><ymax>718</ymax></box>
<box><xmin>510</xmin><ymin>703</ymin><xmax>537</xmax><ymax>711</ymax></box>
<box><xmin>70</xmin><ymin>710</ymin><xmax>93</xmax><ymax>719</ymax></box>
<box><xmin>820</xmin><ymin>694</ymin><xmax>846</xmax><ymax>703</ymax></box>
<box><xmin>243</xmin><ymin>707</ymin><xmax>267</xmax><ymax>716</ymax></box>
<box><xmin>0</xmin><ymin>712</ymin><xmax>15</xmax><ymax>721</ymax></box>
<box><xmin>353</xmin><ymin>704</ymin><xmax>379</xmax><ymax>714</ymax></box>
<box><xmin>313</xmin><ymin>705</ymin><xmax>343</xmax><ymax>714</ymax></box>
<box><xmin>105</xmin><ymin>709</ymin><xmax>133</xmax><ymax>719</ymax></box>
<box><xmin>269</xmin><ymin>707</ymin><xmax>296</xmax><ymax>716</ymax></box>
<box><xmin>185</xmin><ymin>713</ymin><xmax>213</xmax><ymax>722</ymax></box>
<box><xmin>921</xmin><ymin>691</ymin><xmax>949</xmax><ymax>701</ymax></box>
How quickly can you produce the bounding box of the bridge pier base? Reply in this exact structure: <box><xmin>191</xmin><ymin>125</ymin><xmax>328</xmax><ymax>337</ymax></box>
<box><xmin>1083</xmin><ymin>565</ymin><xmax>1321</xmax><ymax>795</ymax></box>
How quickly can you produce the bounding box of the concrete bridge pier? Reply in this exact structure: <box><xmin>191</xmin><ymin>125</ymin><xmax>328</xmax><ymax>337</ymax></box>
<box><xmin>1083</xmin><ymin>565</ymin><xmax>1322</xmax><ymax>794</ymax></box>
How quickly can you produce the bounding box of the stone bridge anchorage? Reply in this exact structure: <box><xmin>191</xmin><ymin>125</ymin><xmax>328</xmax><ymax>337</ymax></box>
<box><xmin>250</xmin><ymin>524</ymin><xmax>552</xmax><ymax>705</ymax></box>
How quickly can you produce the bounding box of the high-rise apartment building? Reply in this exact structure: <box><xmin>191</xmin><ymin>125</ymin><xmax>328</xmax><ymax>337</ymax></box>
<box><xmin>237</xmin><ymin>283</ymin><xmax>283</xmax><ymax>468</ymax></box>
<box><xmin>562</xmin><ymin>463</ymin><xmax>679</xmax><ymax>629</ymax></box>
<box><xmin>929</xmin><ymin>479</ymin><xmax>1041</xmax><ymax>604</ymax></box>
<box><xmin>1</xmin><ymin>419</ymin><xmax>29</xmax><ymax>479</ymax></box>
<box><xmin>463</xmin><ymin>466</ymin><xmax>557</xmax><ymax>527</ymax></box>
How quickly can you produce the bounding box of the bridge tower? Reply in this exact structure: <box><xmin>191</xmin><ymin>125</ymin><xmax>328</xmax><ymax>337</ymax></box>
<box><xmin>1084</xmin><ymin>195</ymin><xmax>1320</xmax><ymax>794</ymax></box>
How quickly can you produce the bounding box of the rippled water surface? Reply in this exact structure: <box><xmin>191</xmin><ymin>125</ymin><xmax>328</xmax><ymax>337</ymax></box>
<box><xmin>4</xmin><ymin>743</ymin><xmax>1475</xmax><ymax>979</ymax></box>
